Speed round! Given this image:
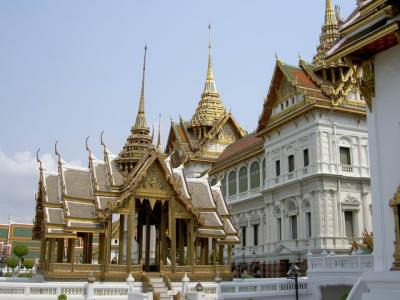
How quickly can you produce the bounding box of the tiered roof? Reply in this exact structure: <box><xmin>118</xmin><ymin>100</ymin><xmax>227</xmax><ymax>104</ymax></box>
<box><xmin>166</xmin><ymin>26</ymin><xmax>246</xmax><ymax>164</ymax></box>
<box><xmin>33</xmin><ymin>45</ymin><xmax>239</xmax><ymax>245</ymax></box>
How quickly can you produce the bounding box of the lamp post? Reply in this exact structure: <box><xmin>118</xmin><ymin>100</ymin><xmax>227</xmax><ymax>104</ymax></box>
<box><xmin>287</xmin><ymin>264</ymin><xmax>300</xmax><ymax>300</ymax></box>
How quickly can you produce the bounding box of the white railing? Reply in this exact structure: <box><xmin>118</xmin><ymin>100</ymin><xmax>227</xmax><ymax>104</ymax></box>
<box><xmin>0</xmin><ymin>281</ymin><xmax>143</xmax><ymax>298</ymax></box>
<box><xmin>183</xmin><ymin>278</ymin><xmax>311</xmax><ymax>300</ymax></box>
<box><xmin>220</xmin><ymin>278</ymin><xmax>310</xmax><ymax>296</ymax></box>
<box><xmin>307</xmin><ymin>252</ymin><xmax>373</xmax><ymax>273</ymax></box>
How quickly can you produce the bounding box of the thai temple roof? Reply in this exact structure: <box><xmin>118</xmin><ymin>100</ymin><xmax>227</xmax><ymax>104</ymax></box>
<box><xmin>33</xmin><ymin>45</ymin><xmax>239</xmax><ymax>245</ymax></box>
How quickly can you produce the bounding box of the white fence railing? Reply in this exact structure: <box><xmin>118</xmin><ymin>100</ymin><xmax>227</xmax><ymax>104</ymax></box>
<box><xmin>307</xmin><ymin>252</ymin><xmax>373</xmax><ymax>273</ymax></box>
<box><xmin>183</xmin><ymin>278</ymin><xmax>311</xmax><ymax>300</ymax></box>
<box><xmin>0</xmin><ymin>281</ymin><xmax>144</xmax><ymax>299</ymax></box>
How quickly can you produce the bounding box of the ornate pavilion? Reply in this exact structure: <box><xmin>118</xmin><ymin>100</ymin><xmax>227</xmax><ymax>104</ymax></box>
<box><xmin>33</xmin><ymin>38</ymin><xmax>240</xmax><ymax>281</ymax></box>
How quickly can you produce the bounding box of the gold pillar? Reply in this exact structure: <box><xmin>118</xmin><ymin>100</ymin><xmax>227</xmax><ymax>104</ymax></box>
<box><xmin>212</xmin><ymin>239</ymin><xmax>217</xmax><ymax>276</ymax></box>
<box><xmin>49</xmin><ymin>239</ymin><xmax>55</xmax><ymax>272</ymax></box>
<box><xmin>104</xmin><ymin>220</ymin><xmax>111</xmax><ymax>272</ymax></box>
<box><xmin>160</xmin><ymin>203</ymin><xmax>167</xmax><ymax>265</ymax></box>
<box><xmin>39</xmin><ymin>236</ymin><xmax>46</xmax><ymax>270</ymax></box>
<box><xmin>127</xmin><ymin>198</ymin><xmax>135</xmax><ymax>272</ymax></box>
<box><xmin>118</xmin><ymin>214</ymin><xmax>125</xmax><ymax>264</ymax></box>
<box><xmin>204</xmin><ymin>238</ymin><xmax>209</xmax><ymax>265</ymax></box>
<box><xmin>227</xmin><ymin>245</ymin><xmax>232</xmax><ymax>266</ymax></box>
<box><xmin>170</xmin><ymin>198</ymin><xmax>176</xmax><ymax>272</ymax></box>
<box><xmin>188</xmin><ymin>219</ymin><xmax>194</xmax><ymax>267</ymax></box>
<box><xmin>145</xmin><ymin>207</ymin><xmax>151</xmax><ymax>272</ymax></box>
<box><xmin>98</xmin><ymin>233</ymin><xmax>105</xmax><ymax>264</ymax></box>
<box><xmin>137</xmin><ymin>218</ymin><xmax>143</xmax><ymax>265</ymax></box>
<box><xmin>218</xmin><ymin>244</ymin><xmax>224</xmax><ymax>265</ymax></box>
<box><xmin>70</xmin><ymin>239</ymin><xmax>75</xmax><ymax>272</ymax></box>
<box><xmin>178</xmin><ymin>220</ymin><xmax>185</xmax><ymax>265</ymax></box>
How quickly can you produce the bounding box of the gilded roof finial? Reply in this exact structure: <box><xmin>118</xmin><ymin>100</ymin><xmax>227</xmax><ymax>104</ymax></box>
<box><xmin>85</xmin><ymin>136</ymin><xmax>91</xmax><ymax>153</ymax></box>
<box><xmin>54</xmin><ymin>140</ymin><xmax>61</xmax><ymax>163</ymax></box>
<box><xmin>100</xmin><ymin>131</ymin><xmax>105</xmax><ymax>146</ymax></box>
<box><xmin>36</xmin><ymin>148</ymin><xmax>43</xmax><ymax>170</ymax></box>
<box><xmin>134</xmin><ymin>45</ymin><xmax>148</xmax><ymax>129</ymax></box>
<box><xmin>151</xmin><ymin>124</ymin><xmax>155</xmax><ymax>143</ymax></box>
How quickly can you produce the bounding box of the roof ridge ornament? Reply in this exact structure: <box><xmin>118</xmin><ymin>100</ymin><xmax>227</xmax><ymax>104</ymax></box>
<box><xmin>54</xmin><ymin>140</ymin><xmax>62</xmax><ymax>163</ymax></box>
<box><xmin>36</xmin><ymin>148</ymin><xmax>43</xmax><ymax>170</ymax></box>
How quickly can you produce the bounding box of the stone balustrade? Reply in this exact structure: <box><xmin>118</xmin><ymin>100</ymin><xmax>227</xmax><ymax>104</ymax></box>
<box><xmin>0</xmin><ymin>281</ymin><xmax>144</xmax><ymax>299</ymax></box>
<box><xmin>307</xmin><ymin>251</ymin><xmax>373</xmax><ymax>273</ymax></box>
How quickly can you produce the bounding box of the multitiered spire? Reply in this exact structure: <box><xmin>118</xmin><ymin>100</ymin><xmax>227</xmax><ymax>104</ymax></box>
<box><xmin>135</xmin><ymin>45</ymin><xmax>148</xmax><ymax>129</ymax></box>
<box><xmin>116</xmin><ymin>46</ymin><xmax>153</xmax><ymax>174</ymax></box>
<box><xmin>312</xmin><ymin>0</ymin><xmax>340</xmax><ymax>67</ymax></box>
<box><xmin>190</xmin><ymin>25</ymin><xmax>226</xmax><ymax>129</ymax></box>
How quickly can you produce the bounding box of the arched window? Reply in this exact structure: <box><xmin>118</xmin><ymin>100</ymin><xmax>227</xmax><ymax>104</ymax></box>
<box><xmin>262</xmin><ymin>159</ymin><xmax>266</xmax><ymax>187</ymax></box>
<box><xmin>250</xmin><ymin>161</ymin><xmax>260</xmax><ymax>189</ymax></box>
<box><xmin>228</xmin><ymin>171</ymin><xmax>236</xmax><ymax>196</ymax></box>
<box><xmin>221</xmin><ymin>176</ymin><xmax>226</xmax><ymax>197</ymax></box>
<box><xmin>239</xmin><ymin>166</ymin><xmax>248</xmax><ymax>193</ymax></box>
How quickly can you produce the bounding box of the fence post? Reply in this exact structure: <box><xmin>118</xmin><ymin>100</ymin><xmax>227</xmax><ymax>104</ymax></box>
<box><xmin>215</xmin><ymin>274</ymin><xmax>223</xmax><ymax>300</ymax></box>
<box><xmin>181</xmin><ymin>272</ymin><xmax>190</xmax><ymax>297</ymax></box>
<box><xmin>85</xmin><ymin>273</ymin><xmax>95</xmax><ymax>300</ymax></box>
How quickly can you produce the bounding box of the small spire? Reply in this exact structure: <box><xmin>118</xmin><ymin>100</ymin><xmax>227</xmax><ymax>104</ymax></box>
<box><xmin>157</xmin><ymin>113</ymin><xmax>161</xmax><ymax>147</ymax></box>
<box><xmin>134</xmin><ymin>45</ymin><xmax>148</xmax><ymax>129</ymax></box>
<box><xmin>151</xmin><ymin>124</ymin><xmax>155</xmax><ymax>143</ymax></box>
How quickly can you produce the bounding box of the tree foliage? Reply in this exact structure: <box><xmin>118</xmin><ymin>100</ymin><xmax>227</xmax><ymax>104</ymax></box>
<box><xmin>12</xmin><ymin>244</ymin><xmax>29</xmax><ymax>258</ymax></box>
<box><xmin>6</xmin><ymin>257</ymin><xmax>18</xmax><ymax>269</ymax></box>
<box><xmin>23</xmin><ymin>259</ymin><xmax>34</xmax><ymax>270</ymax></box>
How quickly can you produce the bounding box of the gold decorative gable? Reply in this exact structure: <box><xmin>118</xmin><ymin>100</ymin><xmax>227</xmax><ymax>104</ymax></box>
<box><xmin>135</xmin><ymin>164</ymin><xmax>173</xmax><ymax>200</ymax></box>
<box><xmin>276</xmin><ymin>78</ymin><xmax>297</xmax><ymax>104</ymax></box>
<box><xmin>218</xmin><ymin>123</ymin><xmax>238</xmax><ymax>145</ymax></box>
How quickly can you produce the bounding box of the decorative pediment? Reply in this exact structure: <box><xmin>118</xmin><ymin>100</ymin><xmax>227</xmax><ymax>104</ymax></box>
<box><xmin>136</xmin><ymin>164</ymin><xmax>172</xmax><ymax>197</ymax></box>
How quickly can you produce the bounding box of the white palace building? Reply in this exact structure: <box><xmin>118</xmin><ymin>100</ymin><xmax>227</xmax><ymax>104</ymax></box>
<box><xmin>210</xmin><ymin>0</ymin><xmax>372</xmax><ymax>277</ymax></box>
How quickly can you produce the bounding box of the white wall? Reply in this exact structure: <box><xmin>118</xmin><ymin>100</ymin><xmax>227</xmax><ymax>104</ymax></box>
<box><xmin>368</xmin><ymin>44</ymin><xmax>400</xmax><ymax>272</ymax></box>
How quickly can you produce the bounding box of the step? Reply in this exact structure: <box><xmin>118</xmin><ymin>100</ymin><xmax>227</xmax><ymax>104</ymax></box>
<box><xmin>153</xmin><ymin>283</ymin><xmax>166</xmax><ymax>288</ymax></box>
<box><xmin>156</xmin><ymin>287</ymin><xmax>168</xmax><ymax>293</ymax></box>
<box><xmin>150</xmin><ymin>277</ymin><xmax>164</xmax><ymax>283</ymax></box>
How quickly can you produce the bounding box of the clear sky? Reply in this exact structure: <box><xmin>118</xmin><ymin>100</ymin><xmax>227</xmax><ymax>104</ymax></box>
<box><xmin>0</xmin><ymin>0</ymin><xmax>357</xmax><ymax>223</ymax></box>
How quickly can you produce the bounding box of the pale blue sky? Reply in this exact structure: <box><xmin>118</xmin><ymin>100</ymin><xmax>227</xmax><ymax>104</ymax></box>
<box><xmin>0</xmin><ymin>0</ymin><xmax>357</xmax><ymax>222</ymax></box>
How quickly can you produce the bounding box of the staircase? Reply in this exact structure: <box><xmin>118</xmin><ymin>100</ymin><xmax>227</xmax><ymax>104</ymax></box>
<box><xmin>149</xmin><ymin>275</ymin><xmax>172</xmax><ymax>300</ymax></box>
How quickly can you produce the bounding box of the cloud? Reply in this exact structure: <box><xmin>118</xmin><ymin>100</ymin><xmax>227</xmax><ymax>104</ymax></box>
<box><xmin>0</xmin><ymin>150</ymin><xmax>80</xmax><ymax>224</ymax></box>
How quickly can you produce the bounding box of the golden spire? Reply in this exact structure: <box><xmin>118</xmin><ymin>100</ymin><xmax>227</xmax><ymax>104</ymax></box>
<box><xmin>190</xmin><ymin>25</ymin><xmax>226</xmax><ymax>129</ymax></box>
<box><xmin>157</xmin><ymin>113</ymin><xmax>161</xmax><ymax>147</ymax></box>
<box><xmin>203</xmin><ymin>24</ymin><xmax>218</xmax><ymax>94</ymax></box>
<box><xmin>134</xmin><ymin>45</ymin><xmax>148</xmax><ymax>129</ymax></box>
<box><xmin>312</xmin><ymin>0</ymin><xmax>340</xmax><ymax>66</ymax></box>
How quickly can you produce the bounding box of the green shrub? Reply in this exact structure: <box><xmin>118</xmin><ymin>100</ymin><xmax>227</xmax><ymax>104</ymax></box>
<box><xmin>6</xmin><ymin>257</ymin><xmax>18</xmax><ymax>270</ymax></box>
<box><xmin>58</xmin><ymin>294</ymin><xmax>67</xmax><ymax>300</ymax></box>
